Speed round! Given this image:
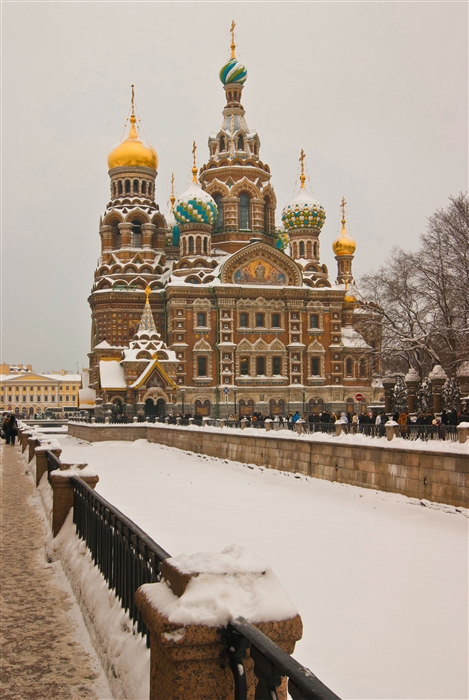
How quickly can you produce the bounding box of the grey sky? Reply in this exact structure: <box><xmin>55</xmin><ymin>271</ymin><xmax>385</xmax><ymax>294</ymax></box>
<box><xmin>2</xmin><ymin>1</ymin><xmax>467</xmax><ymax>374</ymax></box>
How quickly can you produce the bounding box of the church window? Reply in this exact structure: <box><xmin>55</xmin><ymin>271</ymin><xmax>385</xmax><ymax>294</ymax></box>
<box><xmin>220</xmin><ymin>136</ymin><xmax>226</xmax><ymax>151</ymax></box>
<box><xmin>299</xmin><ymin>241</ymin><xmax>305</xmax><ymax>257</ymax></box>
<box><xmin>292</xmin><ymin>242</ymin><xmax>298</xmax><ymax>258</ymax></box>
<box><xmin>237</xmin><ymin>135</ymin><xmax>244</xmax><ymax>150</ymax></box>
<box><xmin>310</xmin><ymin>314</ymin><xmax>319</xmax><ymax>329</ymax></box>
<box><xmin>313</xmin><ymin>242</ymin><xmax>318</xmax><ymax>257</ymax></box>
<box><xmin>125</xmin><ymin>179</ymin><xmax>131</xmax><ymax>194</ymax></box>
<box><xmin>118</xmin><ymin>180</ymin><xmax>123</xmax><ymax>195</ymax></box>
<box><xmin>239</xmin><ymin>312</ymin><xmax>248</xmax><ymax>328</ymax></box>
<box><xmin>188</xmin><ymin>237</ymin><xmax>194</xmax><ymax>253</ymax></box>
<box><xmin>346</xmin><ymin>358</ymin><xmax>353</xmax><ymax>376</ymax></box>
<box><xmin>272</xmin><ymin>356</ymin><xmax>282</xmax><ymax>375</ymax></box>
<box><xmin>132</xmin><ymin>220</ymin><xmax>142</xmax><ymax>247</ymax></box>
<box><xmin>197</xmin><ymin>357</ymin><xmax>207</xmax><ymax>377</ymax></box>
<box><xmin>240</xmin><ymin>357</ymin><xmax>249</xmax><ymax>375</ymax></box>
<box><xmin>214</xmin><ymin>195</ymin><xmax>224</xmax><ymax>232</ymax></box>
<box><xmin>272</xmin><ymin>313</ymin><xmax>281</xmax><ymax>328</ymax></box>
<box><xmin>203</xmin><ymin>238</ymin><xmax>208</xmax><ymax>253</ymax></box>
<box><xmin>306</xmin><ymin>241</ymin><xmax>312</xmax><ymax>258</ymax></box>
<box><xmin>133</xmin><ymin>179</ymin><xmax>139</xmax><ymax>194</ymax></box>
<box><xmin>255</xmin><ymin>313</ymin><xmax>265</xmax><ymax>328</ymax></box>
<box><xmin>196</xmin><ymin>237</ymin><xmax>202</xmax><ymax>254</ymax></box>
<box><xmin>141</xmin><ymin>181</ymin><xmax>147</xmax><ymax>195</ymax></box>
<box><xmin>311</xmin><ymin>357</ymin><xmax>320</xmax><ymax>375</ymax></box>
<box><xmin>239</xmin><ymin>194</ymin><xmax>250</xmax><ymax>230</ymax></box>
<box><xmin>197</xmin><ymin>312</ymin><xmax>206</xmax><ymax>327</ymax></box>
<box><xmin>256</xmin><ymin>357</ymin><xmax>266</xmax><ymax>375</ymax></box>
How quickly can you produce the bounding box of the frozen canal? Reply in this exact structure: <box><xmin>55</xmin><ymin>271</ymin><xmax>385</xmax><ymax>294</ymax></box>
<box><xmin>56</xmin><ymin>435</ymin><xmax>468</xmax><ymax>700</ymax></box>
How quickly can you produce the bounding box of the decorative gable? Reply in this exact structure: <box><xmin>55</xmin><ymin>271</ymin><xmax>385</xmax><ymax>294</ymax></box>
<box><xmin>220</xmin><ymin>243</ymin><xmax>302</xmax><ymax>287</ymax></box>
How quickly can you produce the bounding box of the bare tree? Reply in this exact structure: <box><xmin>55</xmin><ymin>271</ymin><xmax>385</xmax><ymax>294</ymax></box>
<box><xmin>358</xmin><ymin>193</ymin><xmax>469</xmax><ymax>378</ymax></box>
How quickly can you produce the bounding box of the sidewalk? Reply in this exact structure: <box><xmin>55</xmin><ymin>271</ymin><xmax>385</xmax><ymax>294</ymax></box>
<box><xmin>0</xmin><ymin>444</ymin><xmax>112</xmax><ymax>699</ymax></box>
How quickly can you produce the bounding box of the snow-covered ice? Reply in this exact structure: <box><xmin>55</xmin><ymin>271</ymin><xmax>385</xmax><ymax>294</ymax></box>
<box><xmin>54</xmin><ymin>435</ymin><xmax>468</xmax><ymax>700</ymax></box>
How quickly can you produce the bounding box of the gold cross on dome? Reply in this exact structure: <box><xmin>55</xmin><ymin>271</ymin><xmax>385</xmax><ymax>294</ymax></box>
<box><xmin>192</xmin><ymin>141</ymin><xmax>198</xmax><ymax>183</ymax></box>
<box><xmin>131</xmin><ymin>84</ymin><xmax>135</xmax><ymax>116</ymax></box>
<box><xmin>230</xmin><ymin>20</ymin><xmax>236</xmax><ymax>58</ymax></box>
<box><xmin>341</xmin><ymin>196</ymin><xmax>347</xmax><ymax>224</ymax></box>
<box><xmin>299</xmin><ymin>149</ymin><xmax>306</xmax><ymax>189</ymax></box>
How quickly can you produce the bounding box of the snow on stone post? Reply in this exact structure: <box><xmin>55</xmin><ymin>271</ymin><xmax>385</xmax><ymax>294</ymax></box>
<box><xmin>457</xmin><ymin>423</ymin><xmax>469</xmax><ymax>444</ymax></box>
<box><xmin>49</xmin><ymin>464</ymin><xmax>99</xmax><ymax>536</ymax></box>
<box><xmin>405</xmin><ymin>368</ymin><xmax>420</xmax><ymax>414</ymax></box>
<box><xmin>428</xmin><ymin>365</ymin><xmax>448</xmax><ymax>414</ymax></box>
<box><xmin>382</xmin><ymin>375</ymin><xmax>396</xmax><ymax>415</ymax></box>
<box><xmin>135</xmin><ymin>545</ymin><xmax>303</xmax><ymax>700</ymax></box>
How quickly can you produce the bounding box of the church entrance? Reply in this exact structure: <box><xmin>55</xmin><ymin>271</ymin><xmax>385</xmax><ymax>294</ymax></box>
<box><xmin>145</xmin><ymin>397</ymin><xmax>166</xmax><ymax>418</ymax></box>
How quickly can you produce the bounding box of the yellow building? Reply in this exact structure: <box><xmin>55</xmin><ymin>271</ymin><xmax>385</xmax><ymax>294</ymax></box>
<box><xmin>0</xmin><ymin>370</ymin><xmax>81</xmax><ymax>417</ymax></box>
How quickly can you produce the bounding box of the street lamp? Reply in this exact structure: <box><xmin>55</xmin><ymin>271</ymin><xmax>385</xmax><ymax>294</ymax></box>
<box><xmin>181</xmin><ymin>388</ymin><xmax>185</xmax><ymax>417</ymax></box>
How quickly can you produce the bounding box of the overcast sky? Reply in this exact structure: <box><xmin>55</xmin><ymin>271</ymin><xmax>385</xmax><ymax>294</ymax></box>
<box><xmin>2</xmin><ymin>1</ymin><xmax>467</xmax><ymax>374</ymax></box>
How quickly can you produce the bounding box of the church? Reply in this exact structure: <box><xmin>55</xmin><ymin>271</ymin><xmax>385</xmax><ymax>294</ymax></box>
<box><xmin>86</xmin><ymin>26</ymin><xmax>382</xmax><ymax>420</ymax></box>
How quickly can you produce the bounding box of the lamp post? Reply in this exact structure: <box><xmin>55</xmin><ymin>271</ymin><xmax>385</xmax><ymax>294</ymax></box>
<box><xmin>234</xmin><ymin>388</ymin><xmax>237</xmax><ymax>418</ymax></box>
<box><xmin>181</xmin><ymin>388</ymin><xmax>185</xmax><ymax>417</ymax></box>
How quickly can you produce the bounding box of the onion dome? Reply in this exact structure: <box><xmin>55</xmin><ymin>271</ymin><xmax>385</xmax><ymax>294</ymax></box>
<box><xmin>281</xmin><ymin>149</ymin><xmax>326</xmax><ymax>231</ymax></box>
<box><xmin>173</xmin><ymin>143</ymin><xmax>217</xmax><ymax>225</ymax></box>
<box><xmin>332</xmin><ymin>197</ymin><xmax>356</xmax><ymax>257</ymax></box>
<box><xmin>275</xmin><ymin>230</ymin><xmax>290</xmax><ymax>251</ymax></box>
<box><xmin>219</xmin><ymin>21</ymin><xmax>247</xmax><ymax>85</ymax></box>
<box><xmin>108</xmin><ymin>86</ymin><xmax>158</xmax><ymax>170</ymax></box>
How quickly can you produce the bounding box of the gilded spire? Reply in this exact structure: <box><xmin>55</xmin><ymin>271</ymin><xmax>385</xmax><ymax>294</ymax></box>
<box><xmin>170</xmin><ymin>173</ymin><xmax>176</xmax><ymax>210</ymax></box>
<box><xmin>191</xmin><ymin>141</ymin><xmax>198</xmax><ymax>183</ymax></box>
<box><xmin>129</xmin><ymin>84</ymin><xmax>138</xmax><ymax>139</ymax></box>
<box><xmin>299</xmin><ymin>149</ymin><xmax>306</xmax><ymax>190</ymax></box>
<box><xmin>340</xmin><ymin>196</ymin><xmax>347</xmax><ymax>233</ymax></box>
<box><xmin>137</xmin><ymin>286</ymin><xmax>158</xmax><ymax>335</ymax></box>
<box><xmin>230</xmin><ymin>20</ymin><xmax>236</xmax><ymax>59</ymax></box>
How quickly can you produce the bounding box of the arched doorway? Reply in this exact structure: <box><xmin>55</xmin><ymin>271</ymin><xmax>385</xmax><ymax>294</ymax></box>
<box><xmin>269</xmin><ymin>399</ymin><xmax>285</xmax><ymax>416</ymax></box>
<box><xmin>195</xmin><ymin>399</ymin><xmax>211</xmax><ymax>417</ymax></box>
<box><xmin>238</xmin><ymin>399</ymin><xmax>254</xmax><ymax>416</ymax></box>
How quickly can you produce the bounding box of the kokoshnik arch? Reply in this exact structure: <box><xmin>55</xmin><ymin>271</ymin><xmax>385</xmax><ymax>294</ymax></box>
<box><xmin>86</xmin><ymin>25</ymin><xmax>382</xmax><ymax>420</ymax></box>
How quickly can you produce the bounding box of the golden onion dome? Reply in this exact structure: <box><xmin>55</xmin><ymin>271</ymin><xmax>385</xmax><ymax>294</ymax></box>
<box><xmin>332</xmin><ymin>198</ymin><xmax>356</xmax><ymax>257</ymax></box>
<box><xmin>108</xmin><ymin>90</ymin><xmax>158</xmax><ymax>171</ymax></box>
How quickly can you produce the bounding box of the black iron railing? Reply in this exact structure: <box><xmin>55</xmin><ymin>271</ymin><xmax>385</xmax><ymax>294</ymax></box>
<box><xmin>224</xmin><ymin>617</ymin><xmax>341</xmax><ymax>700</ymax></box>
<box><xmin>46</xmin><ymin>450</ymin><xmax>62</xmax><ymax>474</ymax></box>
<box><xmin>70</xmin><ymin>475</ymin><xmax>171</xmax><ymax>645</ymax></box>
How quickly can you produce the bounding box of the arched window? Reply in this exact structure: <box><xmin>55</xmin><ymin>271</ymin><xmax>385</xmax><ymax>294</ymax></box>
<box><xmin>264</xmin><ymin>200</ymin><xmax>270</xmax><ymax>233</ymax></box>
<box><xmin>313</xmin><ymin>242</ymin><xmax>318</xmax><ymax>257</ymax></box>
<box><xmin>118</xmin><ymin>180</ymin><xmax>123</xmax><ymax>195</ymax></box>
<box><xmin>346</xmin><ymin>358</ymin><xmax>353</xmax><ymax>376</ymax></box>
<box><xmin>133</xmin><ymin>179</ymin><xmax>139</xmax><ymax>194</ymax></box>
<box><xmin>299</xmin><ymin>241</ymin><xmax>305</xmax><ymax>257</ymax></box>
<box><xmin>239</xmin><ymin>194</ymin><xmax>250</xmax><ymax>230</ymax></box>
<box><xmin>292</xmin><ymin>242</ymin><xmax>298</xmax><ymax>258</ymax></box>
<box><xmin>196</xmin><ymin>237</ymin><xmax>202</xmax><ymax>254</ymax></box>
<box><xmin>125</xmin><ymin>179</ymin><xmax>131</xmax><ymax>194</ymax></box>
<box><xmin>311</xmin><ymin>357</ymin><xmax>320</xmax><ymax>376</ymax></box>
<box><xmin>237</xmin><ymin>135</ymin><xmax>244</xmax><ymax>150</ymax></box>
<box><xmin>141</xmin><ymin>181</ymin><xmax>147</xmax><ymax>195</ymax></box>
<box><xmin>220</xmin><ymin>136</ymin><xmax>226</xmax><ymax>151</ymax></box>
<box><xmin>188</xmin><ymin>236</ymin><xmax>194</xmax><ymax>254</ymax></box>
<box><xmin>306</xmin><ymin>241</ymin><xmax>312</xmax><ymax>258</ymax></box>
<box><xmin>111</xmin><ymin>183</ymin><xmax>116</xmax><ymax>198</ymax></box>
<box><xmin>214</xmin><ymin>195</ymin><xmax>224</xmax><ymax>232</ymax></box>
<box><xmin>132</xmin><ymin>220</ymin><xmax>142</xmax><ymax>247</ymax></box>
<box><xmin>112</xmin><ymin>222</ymin><xmax>121</xmax><ymax>249</ymax></box>
<box><xmin>203</xmin><ymin>238</ymin><xmax>208</xmax><ymax>253</ymax></box>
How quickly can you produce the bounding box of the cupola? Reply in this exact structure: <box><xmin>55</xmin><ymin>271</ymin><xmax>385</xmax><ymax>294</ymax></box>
<box><xmin>108</xmin><ymin>86</ymin><xmax>158</xmax><ymax>171</ymax></box>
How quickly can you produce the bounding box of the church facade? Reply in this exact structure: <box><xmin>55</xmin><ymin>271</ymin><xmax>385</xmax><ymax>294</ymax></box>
<box><xmin>87</xmin><ymin>30</ymin><xmax>382</xmax><ymax>420</ymax></box>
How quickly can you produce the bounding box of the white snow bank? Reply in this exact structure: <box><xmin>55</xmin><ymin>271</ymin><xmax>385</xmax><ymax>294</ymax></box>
<box><xmin>50</xmin><ymin>464</ymin><xmax>97</xmax><ymax>478</ymax></box>
<box><xmin>141</xmin><ymin>544</ymin><xmax>298</xmax><ymax>627</ymax></box>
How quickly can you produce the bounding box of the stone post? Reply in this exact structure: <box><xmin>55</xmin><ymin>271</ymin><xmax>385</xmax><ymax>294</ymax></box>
<box><xmin>382</xmin><ymin>375</ymin><xmax>397</xmax><ymax>415</ymax></box>
<box><xmin>188</xmin><ymin>417</ymin><xmax>195</xmax><ymax>426</ymax></box>
<box><xmin>49</xmin><ymin>466</ymin><xmax>99</xmax><ymax>536</ymax></box>
<box><xmin>240</xmin><ymin>418</ymin><xmax>248</xmax><ymax>430</ymax></box>
<box><xmin>219</xmin><ymin>418</ymin><xmax>225</xmax><ymax>428</ymax></box>
<box><xmin>334</xmin><ymin>421</ymin><xmax>344</xmax><ymax>437</ymax></box>
<box><xmin>457</xmin><ymin>424</ymin><xmax>468</xmax><ymax>444</ymax></box>
<box><xmin>405</xmin><ymin>368</ymin><xmax>420</xmax><ymax>415</ymax></box>
<box><xmin>28</xmin><ymin>436</ymin><xmax>41</xmax><ymax>463</ymax></box>
<box><xmin>428</xmin><ymin>365</ymin><xmax>448</xmax><ymax>414</ymax></box>
<box><xmin>202</xmin><ymin>417</ymin><xmax>210</xmax><ymax>427</ymax></box>
<box><xmin>385</xmin><ymin>423</ymin><xmax>397</xmax><ymax>442</ymax></box>
<box><xmin>35</xmin><ymin>445</ymin><xmax>63</xmax><ymax>487</ymax></box>
<box><xmin>295</xmin><ymin>419</ymin><xmax>304</xmax><ymax>435</ymax></box>
<box><xmin>264</xmin><ymin>419</ymin><xmax>272</xmax><ymax>432</ymax></box>
<box><xmin>135</xmin><ymin>547</ymin><xmax>303</xmax><ymax>700</ymax></box>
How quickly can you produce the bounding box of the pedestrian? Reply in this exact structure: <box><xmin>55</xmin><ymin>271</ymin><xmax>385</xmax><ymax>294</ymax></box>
<box><xmin>3</xmin><ymin>413</ymin><xmax>18</xmax><ymax>445</ymax></box>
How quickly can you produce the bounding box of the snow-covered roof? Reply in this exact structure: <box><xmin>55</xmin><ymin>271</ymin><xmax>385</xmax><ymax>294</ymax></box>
<box><xmin>341</xmin><ymin>326</ymin><xmax>371</xmax><ymax>349</ymax></box>
<box><xmin>99</xmin><ymin>360</ymin><xmax>126</xmax><ymax>389</ymax></box>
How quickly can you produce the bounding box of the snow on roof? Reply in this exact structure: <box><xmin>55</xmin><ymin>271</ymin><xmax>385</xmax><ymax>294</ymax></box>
<box><xmin>99</xmin><ymin>360</ymin><xmax>126</xmax><ymax>389</ymax></box>
<box><xmin>342</xmin><ymin>326</ymin><xmax>371</xmax><ymax>349</ymax></box>
<box><xmin>94</xmin><ymin>340</ymin><xmax>113</xmax><ymax>349</ymax></box>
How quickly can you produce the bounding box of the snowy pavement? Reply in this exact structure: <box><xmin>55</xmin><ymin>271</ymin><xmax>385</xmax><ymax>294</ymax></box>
<box><xmin>55</xmin><ymin>434</ymin><xmax>469</xmax><ymax>700</ymax></box>
<box><xmin>0</xmin><ymin>443</ymin><xmax>112</xmax><ymax>699</ymax></box>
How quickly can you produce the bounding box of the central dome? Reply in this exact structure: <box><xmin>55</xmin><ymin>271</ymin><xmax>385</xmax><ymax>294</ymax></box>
<box><xmin>108</xmin><ymin>115</ymin><xmax>158</xmax><ymax>171</ymax></box>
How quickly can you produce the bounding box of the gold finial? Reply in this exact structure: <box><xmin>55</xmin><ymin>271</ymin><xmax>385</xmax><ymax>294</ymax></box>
<box><xmin>129</xmin><ymin>84</ymin><xmax>138</xmax><ymax>137</ymax></box>
<box><xmin>299</xmin><ymin>149</ymin><xmax>306</xmax><ymax>189</ymax></box>
<box><xmin>191</xmin><ymin>141</ymin><xmax>198</xmax><ymax>183</ymax></box>
<box><xmin>230</xmin><ymin>20</ymin><xmax>236</xmax><ymax>59</ymax></box>
<box><xmin>170</xmin><ymin>173</ymin><xmax>176</xmax><ymax>209</ymax></box>
<box><xmin>340</xmin><ymin>196</ymin><xmax>347</xmax><ymax>226</ymax></box>
<box><xmin>145</xmin><ymin>285</ymin><xmax>151</xmax><ymax>302</ymax></box>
